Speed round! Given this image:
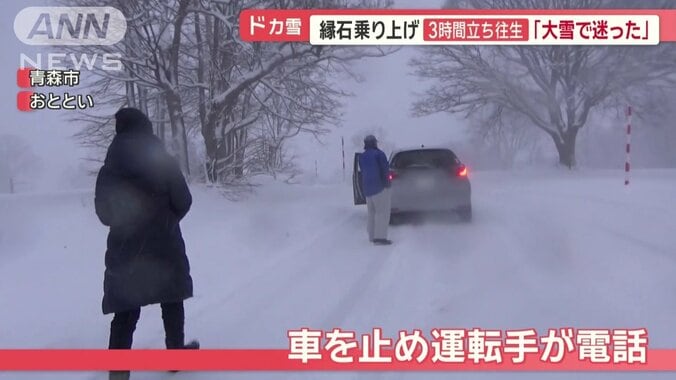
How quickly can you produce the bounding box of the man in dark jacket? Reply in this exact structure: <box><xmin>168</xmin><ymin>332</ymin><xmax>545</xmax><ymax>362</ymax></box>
<box><xmin>358</xmin><ymin>135</ymin><xmax>392</xmax><ymax>245</ymax></box>
<box><xmin>95</xmin><ymin>108</ymin><xmax>198</xmax><ymax>380</ymax></box>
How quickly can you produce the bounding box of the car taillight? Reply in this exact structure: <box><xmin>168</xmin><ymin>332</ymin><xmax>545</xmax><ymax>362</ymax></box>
<box><xmin>455</xmin><ymin>165</ymin><xmax>468</xmax><ymax>177</ymax></box>
<box><xmin>388</xmin><ymin>170</ymin><xmax>397</xmax><ymax>181</ymax></box>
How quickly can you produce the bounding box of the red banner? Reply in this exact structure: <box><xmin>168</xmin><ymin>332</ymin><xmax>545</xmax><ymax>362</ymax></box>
<box><xmin>1</xmin><ymin>349</ymin><xmax>676</xmax><ymax>371</ymax></box>
<box><xmin>239</xmin><ymin>9</ymin><xmax>676</xmax><ymax>44</ymax></box>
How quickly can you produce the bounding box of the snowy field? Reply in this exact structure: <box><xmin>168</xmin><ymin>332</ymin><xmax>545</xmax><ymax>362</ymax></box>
<box><xmin>1</xmin><ymin>169</ymin><xmax>675</xmax><ymax>380</ymax></box>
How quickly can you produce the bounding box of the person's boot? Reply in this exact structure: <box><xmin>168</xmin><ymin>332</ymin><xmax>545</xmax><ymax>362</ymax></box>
<box><xmin>109</xmin><ymin>370</ymin><xmax>130</xmax><ymax>380</ymax></box>
<box><xmin>166</xmin><ymin>338</ymin><xmax>200</xmax><ymax>350</ymax></box>
<box><xmin>168</xmin><ymin>340</ymin><xmax>200</xmax><ymax>373</ymax></box>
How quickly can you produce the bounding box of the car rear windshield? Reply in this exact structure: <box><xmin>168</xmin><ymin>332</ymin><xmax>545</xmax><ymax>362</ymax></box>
<box><xmin>391</xmin><ymin>149</ymin><xmax>459</xmax><ymax>169</ymax></box>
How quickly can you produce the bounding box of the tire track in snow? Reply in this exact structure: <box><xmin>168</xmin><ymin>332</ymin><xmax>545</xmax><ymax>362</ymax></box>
<box><xmin>220</xmin><ymin>212</ymin><xmax>391</xmax><ymax>325</ymax></box>
<box><xmin>318</xmin><ymin>242</ymin><xmax>396</xmax><ymax>329</ymax></box>
<box><xmin>427</xmin><ymin>189</ymin><xmax>590</xmax><ymax>325</ymax></box>
<box><xmin>318</xmin><ymin>224</ymin><xmax>477</xmax><ymax>380</ymax></box>
<box><xmin>187</xmin><ymin>208</ymin><xmax>359</xmax><ymax>322</ymax></box>
<box><xmin>324</xmin><ymin>221</ymin><xmax>467</xmax><ymax>329</ymax></box>
<box><xmin>312</xmin><ymin>242</ymin><xmax>402</xmax><ymax>380</ymax></box>
<box><xmin>188</xmin><ymin>209</ymin><xmax>398</xmax><ymax>347</ymax></box>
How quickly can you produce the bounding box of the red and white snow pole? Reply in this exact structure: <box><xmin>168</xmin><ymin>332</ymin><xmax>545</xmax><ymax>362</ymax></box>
<box><xmin>625</xmin><ymin>106</ymin><xmax>632</xmax><ymax>186</ymax></box>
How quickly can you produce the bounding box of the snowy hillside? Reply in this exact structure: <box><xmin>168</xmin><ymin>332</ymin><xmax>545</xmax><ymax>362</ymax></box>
<box><xmin>1</xmin><ymin>169</ymin><xmax>675</xmax><ymax>380</ymax></box>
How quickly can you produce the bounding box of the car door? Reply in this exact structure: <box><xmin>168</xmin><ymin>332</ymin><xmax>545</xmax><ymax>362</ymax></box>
<box><xmin>352</xmin><ymin>152</ymin><xmax>366</xmax><ymax>205</ymax></box>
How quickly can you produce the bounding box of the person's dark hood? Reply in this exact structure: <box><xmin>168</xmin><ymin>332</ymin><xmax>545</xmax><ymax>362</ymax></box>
<box><xmin>364</xmin><ymin>134</ymin><xmax>378</xmax><ymax>150</ymax></box>
<box><xmin>115</xmin><ymin>107</ymin><xmax>153</xmax><ymax>134</ymax></box>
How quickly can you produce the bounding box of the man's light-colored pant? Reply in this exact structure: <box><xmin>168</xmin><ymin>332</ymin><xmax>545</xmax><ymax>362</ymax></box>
<box><xmin>366</xmin><ymin>188</ymin><xmax>391</xmax><ymax>241</ymax></box>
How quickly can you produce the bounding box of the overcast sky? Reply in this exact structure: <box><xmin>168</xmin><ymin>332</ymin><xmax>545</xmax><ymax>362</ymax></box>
<box><xmin>293</xmin><ymin>0</ymin><xmax>467</xmax><ymax>180</ymax></box>
<box><xmin>1</xmin><ymin>0</ymin><xmax>464</xmax><ymax>190</ymax></box>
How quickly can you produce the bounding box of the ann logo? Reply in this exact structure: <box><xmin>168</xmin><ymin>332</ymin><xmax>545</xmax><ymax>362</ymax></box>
<box><xmin>14</xmin><ymin>7</ymin><xmax>127</xmax><ymax>46</ymax></box>
<box><xmin>28</xmin><ymin>12</ymin><xmax>110</xmax><ymax>40</ymax></box>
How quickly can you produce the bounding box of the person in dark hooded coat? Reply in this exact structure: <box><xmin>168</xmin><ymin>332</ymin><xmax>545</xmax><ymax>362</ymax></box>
<box><xmin>95</xmin><ymin>108</ymin><xmax>198</xmax><ymax>380</ymax></box>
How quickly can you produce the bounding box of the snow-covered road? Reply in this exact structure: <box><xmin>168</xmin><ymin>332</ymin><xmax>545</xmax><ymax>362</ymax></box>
<box><xmin>1</xmin><ymin>170</ymin><xmax>675</xmax><ymax>380</ymax></box>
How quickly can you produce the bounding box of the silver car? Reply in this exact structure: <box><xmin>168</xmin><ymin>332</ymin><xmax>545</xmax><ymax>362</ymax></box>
<box><xmin>353</xmin><ymin>147</ymin><xmax>472</xmax><ymax>223</ymax></box>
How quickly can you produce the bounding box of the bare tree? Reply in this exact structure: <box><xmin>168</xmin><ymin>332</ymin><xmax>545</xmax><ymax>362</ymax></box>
<box><xmin>191</xmin><ymin>0</ymin><xmax>393</xmax><ymax>183</ymax></box>
<box><xmin>413</xmin><ymin>0</ymin><xmax>676</xmax><ymax>168</ymax></box>
<box><xmin>467</xmin><ymin>105</ymin><xmax>542</xmax><ymax>168</ymax></box>
<box><xmin>71</xmin><ymin>0</ymin><xmax>395</xmax><ymax>186</ymax></box>
<box><xmin>68</xmin><ymin>0</ymin><xmax>194</xmax><ymax>175</ymax></box>
<box><xmin>250</xmin><ymin>64</ymin><xmax>342</xmax><ymax>176</ymax></box>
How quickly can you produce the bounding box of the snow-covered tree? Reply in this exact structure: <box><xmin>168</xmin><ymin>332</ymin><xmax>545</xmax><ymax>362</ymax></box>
<box><xmin>70</xmin><ymin>0</ymin><xmax>394</xmax><ymax>185</ymax></box>
<box><xmin>189</xmin><ymin>0</ymin><xmax>392</xmax><ymax>182</ymax></box>
<box><xmin>412</xmin><ymin>0</ymin><xmax>676</xmax><ymax>168</ymax></box>
<box><xmin>69</xmin><ymin>0</ymin><xmax>194</xmax><ymax>176</ymax></box>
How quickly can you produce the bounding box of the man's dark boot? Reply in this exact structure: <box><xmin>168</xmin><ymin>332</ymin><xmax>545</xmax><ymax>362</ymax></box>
<box><xmin>168</xmin><ymin>340</ymin><xmax>200</xmax><ymax>350</ymax></box>
<box><xmin>109</xmin><ymin>370</ymin><xmax>130</xmax><ymax>380</ymax></box>
<box><xmin>169</xmin><ymin>340</ymin><xmax>200</xmax><ymax>373</ymax></box>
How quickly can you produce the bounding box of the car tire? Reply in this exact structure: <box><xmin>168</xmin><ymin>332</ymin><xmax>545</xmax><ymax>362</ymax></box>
<box><xmin>457</xmin><ymin>205</ymin><xmax>472</xmax><ymax>223</ymax></box>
